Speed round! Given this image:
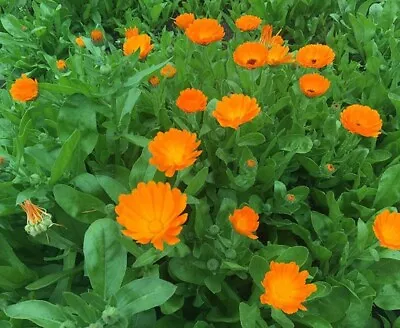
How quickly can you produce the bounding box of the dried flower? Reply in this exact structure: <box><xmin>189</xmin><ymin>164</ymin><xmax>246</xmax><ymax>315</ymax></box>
<box><xmin>20</xmin><ymin>200</ymin><xmax>53</xmax><ymax>237</ymax></box>
<box><xmin>229</xmin><ymin>206</ymin><xmax>259</xmax><ymax>239</ymax></box>
<box><xmin>10</xmin><ymin>74</ymin><xmax>38</xmax><ymax>102</ymax></box>
<box><xmin>340</xmin><ymin>104</ymin><xmax>382</xmax><ymax>138</ymax></box>
<box><xmin>176</xmin><ymin>88</ymin><xmax>208</xmax><ymax>113</ymax></box>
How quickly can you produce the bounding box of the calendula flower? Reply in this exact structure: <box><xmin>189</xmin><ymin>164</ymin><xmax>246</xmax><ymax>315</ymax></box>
<box><xmin>185</xmin><ymin>18</ymin><xmax>225</xmax><ymax>45</ymax></box>
<box><xmin>260</xmin><ymin>261</ymin><xmax>317</xmax><ymax>314</ymax></box>
<box><xmin>340</xmin><ymin>104</ymin><xmax>382</xmax><ymax>137</ymax></box>
<box><xmin>266</xmin><ymin>44</ymin><xmax>294</xmax><ymax>65</ymax></box>
<box><xmin>123</xmin><ymin>34</ymin><xmax>153</xmax><ymax>59</ymax></box>
<box><xmin>373</xmin><ymin>210</ymin><xmax>400</xmax><ymax>250</ymax></box>
<box><xmin>260</xmin><ymin>25</ymin><xmax>284</xmax><ymax>48</ymax></box>
<box><xmin>233</xmin><ymin>42</ymin><xmax>269</xmax><ymax>69</ymax></box>
<box><xmin>229</xmin><ymin>206</ymin><xmax>259</xmax><ymax>239</ymax></box>
<box><xmin>91</xmin><ymin>29</ymin><xmax>103</xmax><ymax>42</ymax></box>
<box><xmin>296</xmin><ymin>44</ymin><xmax>335</xmax><ymax>68</ymax></box>
<box><xmin>175</xmin><ymin>13</ymin><xmax>195</xmax><ymax>30</ymax></box>
<box><xmin>160</xmin><ymin>64</ymin><xmax>177</xmax><ymax>78</ymax></box>
<box><xmin>115</xmin><ymin>181</ymin><xmax>188</xmax><ymax>250</ymax></box>
<box><xmin>286</xmin><ymin>194</ymin><xmax>296</xmax><ymax>202</ymax></box>
<box><xmin>213</xmin><ymin>94</ymin><xmax>261</xmax><ymax>129</ymax></box>
<box><xmin>10</xmin><ymin>74</ymin><xmax>38</xmax><ymax>102</ymax></box>
<box><xmin>176</xmin><ymin>88</ymin><xmax>208</xmax><ymax>113</ymax></box>
<box><xmin>125</xmin><ymin>27</ymin><xmax>139</xmax><ymax>39</ymax></box>
<box><xmin>235</xmin><ymin>15</ymin><xmax>262</xmax><ymax>31</ymax></box>
<box><xmin>299</xmin><ymin>73</ymin><xmax>330</xmax><ymax>97</ymax></box>
<box><xmin>149</xmin><ymin>128</ymin><xmax>202</xmax><ymax>177</ymax></box>
<box><xmin>326</xmin><ymin>163</ymin><xmax>335</xmax><ymax>172</ymax></box>
<box><xmin>56</xmin><ymin>59</ymin><xmax>67</xmax><ymax>71</ymax></box>
<box><xmin>246</xmin><ymin>159</ymin><xmax>257</xmax><ymax>168</ymax></box>
<box><xmin>20</xmin><ymin>200</ymin><xmax>53</xmax><ymax>237</ymax></box>
<box><xmin>149</xmin><ymin>76</ymin><xmax>160</xmax><ymax>86</ymax></box>
<box><xmin>75</xmin><ymin>36</ymin><xmax>85</xmax><ymax>47</ymax></box>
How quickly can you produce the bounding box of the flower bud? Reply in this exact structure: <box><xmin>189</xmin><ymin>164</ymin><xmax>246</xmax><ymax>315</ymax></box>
<box><xmin>101</xmin><ymin>306</ymin><xmax>120</xmax><ymax>325</ymax></box>
<box><xmin>208</xmin><ymin>225</ymin><xmax>220</xmax><ymax>236</ymax></box>
<box><xmin>207</xmin><ymin>258</ymin><xmax>220</xmax><ymax>271</ymax></box>
<box><xmin>100</xmin><ymin>64</ymin><xmax>112</xmax><ymax>75</ymax></box>
<box><xmin>225</xmin><ymin>249</ymin><xmax>237</xmax><ymax>259</ymax></box>
<box><xmin>105</xmin><ymin>204</ymin><xmax>115</xmax><ymax>216</ymax></box>
<box><xmin>29</xmin><ymin>173</ymin><xmax>41</xmax><ymax>185</ymax></box>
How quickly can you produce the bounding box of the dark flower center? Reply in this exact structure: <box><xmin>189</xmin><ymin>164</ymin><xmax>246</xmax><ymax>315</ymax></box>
<box><xmin>311</xmin><ymin>59</ymin><xmax>317</xmax><ymax>64</ymax></box>
<box><xmin>307</xmin><ymin>89</ymin><xmax>315</xmax><ymax>93</ymax></box>
<box><xmin>247</xmin><ymin>58</ymin><xmax>257</xmax><ymax>65</ymax></box>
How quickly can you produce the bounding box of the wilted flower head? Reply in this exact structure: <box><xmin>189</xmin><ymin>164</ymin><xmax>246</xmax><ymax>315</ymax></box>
<box><xmin>20</xmin><ymin>200</ymin><xmax>53</xmax><ymax>237</ymax></box>
<box><xmin>235</xmin><ymin>15</ymin><xmax>262</xmax><ymax>31</ymax></box>
<box><xmin>266</xmin><ymin>44</ymin><xmax>294</xmax><ymax>65</ymax></box>
<box><xmin>10</xmin><ymin>74</ymin><xmax>38</xmax><ymax>102</ymax></box>
<box><xmin>175</xmin><ymin>13</ymin><xmax>195</xmax><ymax>30</ymax></box>
<box><xmin>185</xmin><ymin>18</ymin><xmax>225</xmax><ymax>45</ymax></box>
<box><xmin>260</xmin><ymin>25</ymin><xmax>284</xmax><ymax>48</ymax></box>
<box><xmin>296</xmin><ymin>44</ymin><xmax>335</xmax><ymax>68</ymax></box>
<box><xmin>340</xmin><ymin>104</ymin><xmax>382</xmax><ymax>137</ymax></box>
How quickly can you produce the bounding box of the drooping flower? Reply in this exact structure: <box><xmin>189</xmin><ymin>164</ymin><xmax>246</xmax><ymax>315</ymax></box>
<box><xmin>340</xmin><ymin>104</ymin><xmax>382</xmax><ymax>138</ymax></box>
<box><xmin>115</xmin><ymin>181</ymin><xmax>188</xmax><ymax>250</ymax></box>
<box><xmin>266</xmin><ymin>44</ymin><xmax>294</xmax><ymax>65</ymax></box>
<box><xmin>260</xmin><ymin>25</ymin><xmax>284</xmax><ymax>48</ymax></box>
<box><xmin>260</xmin><ymin>261</ymin><xmax>317</xmax><ymax>314</ymax></box>
<box><xmin>123</xmin><ymin>34</ymin><xmax>153</xmax><ymax>59</ymax></box>
<box><xmin>213</xmin><ymin>94</ymin><xmax>261</xmax><ymax>129</ymax></box>
<box><xmin>175</xmin><ymin>13</ymin><xmax>195</xmax><ymax>30</ymax></box>
<box><xmin>75</xmin><ymin>36</ymin><xmax>85</xmax><ymax>47</ymax></box>
<box><xmin>176</xmin><ymin>88</ymin><xmax>208</xmax><ymax>113</ymax></box>
<box><xmin>125</xmin><ymin>27</ymin><xmax>139</xmax><ymax>39</ymax></box>
<box><xmin>56</xmin><ymin>59</ymin><xmax>67</xmax><ymax>71</ymax></box>
<box><xmin>10</xmin><ymin>74</ymin><xmax>38</xmax><ymax>102</ymax></box>
<box><xmin>185</xmin><ymin>18</ymin><xmax>225</xmax><ymax>45</ymax></box>
<box><xmin>296</xmin><ymin>44</ymin><xmax>335</xmax><ymax>68</ymax></box>
<box><xmin>235</xmin><ymin>15</ymin><xmax>262</xmax><ymax>32</ymax></box>
<box><xmin>233</xmin><ymin>42</ymin><xmax>269</xmax><ymax>69</ymax></box>
<box><xmin>373</xmin><ymin>210</ymin><xmax>400</xmax><ymax>250</ymax></box>
<box><xmin>148</xmin><ymin>128</ymin><xmax>202</xmax><ymax>177</ymax></box>
<box><xmin>229</xmin><ymin>206</ymin><xmax>259</xmax><ymax>239</ymax></box>
<box><xmin>91</xmin><ymin>29</ymin><xmax>103</xmax><ymax>42</ymax></box>
<box><xmin>20</xmin><ymin>200</ymin><xmax>53</xmax><ymax>237</ymax></box>
<box><xmin>299</xmin><ymin>73</ymin><xmax>330</xmax><ymax>97</ymax></box>
<box><xmin>149</xmin><ymin>76</ymin><xmax>160</xmax><ymax>86</ymax></box>
<box><xmin>160</xmin><ymin>64</ymin><xmax>177</xmax><ymax>78</ymax></box>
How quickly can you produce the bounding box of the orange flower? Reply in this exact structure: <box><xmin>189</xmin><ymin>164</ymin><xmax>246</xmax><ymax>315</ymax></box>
<box><xmin>185</xmin><ymin>18</ymin><xmax>225</xmax><ymax>45</ymax></box>
<box><xmin>116</xmin><ymin>181</ymin><xmax>188</xmax><ymax>250</ymax></box>
<box><xmin>56</xmin><ymin>59</ymin><xmax>67</xmax><ymax>71</ymax></box>
<box><xmin>176</xmin><ymin>88</ymin><xmax>208</xmax><ymax>113</ymax></box>
<box><xmin>286</xmin><ymin>194</ymin><xmax>296</xmax><ymax>202</ymax></box>
<box><xmin>175</xmin><ymin>13</ymin><xmax>195</xmax><ymax>30</ymax></box>
<box><xmin>10</xmin><ymin>74</ymin><xmax>38</xmax><ymax>102</ymax></box>
<box><xmin>149</xmin><ymin>76</ymin><xmax>160</xmax><ymax>86</ymax></box>
<box><xmin>233</xmin><ymin>42</ymin><xmax>269</xmax><ymax>69</ymax></box>
<box><xmin>123</xmin><ymin>34</ymin><xmax>153</xmax><ymax>59</ymax></box>
<box><xmin>213</xmin><ymin>94</ymin><xmax>260</xmax><ymax>129</ymax></box>
<box><xmin>20</xmin><ymin>200</ymin><xmax>54</xmax><ymax>237</ymax></box>
<box><xmin>326</xmin><ymin>163</ymin><xmax>335</xmax><ymax>172</ymax></box>
<box><xmin>160</xmin><ymin>64</ymin><xmax>177</xmax><ymax>78</ymax></box>
<box><xmin>148</xmin><ymin>128</ymin><xmax>202</xmax><ymax>177</ymax></box>
<box><xmin>125</xmin><ymin>27</ymin><xmax>139</xmax><ymax>39</ymax></box>
<box><xmin>91</xmin><ymin>29</ymin><xmax>103</xmax><ymax>42</ymax></box>
<box><xmin>229</xmin><ymin>206</ymin><xmax>259</xmax><ymax>239</ymax></box>
<box><xmin>296</xmin><ymin>44</ymin><xmax>335</xmax><ymax>68</ymax></box>
<box><xmin>235</xmin><ymin>15</ymin><xmax>262</xmax><ymax>31</ymax></box>
<box><xmin>246</xmin><ymin>159</ymin><xmax>257</xmax><ymax>168</ymax></box>
<box><xmin>340</xmin><ymin>104</ymin><xmax>382</xmax><ymax>138</ymax></box>
<box><xmin>260</xmin><ymin>25</ymin><xmax>284</xmax><ymax>48</ymax></box>
<box><xmin>373</xmin><ymin>210</ymin><xmax>400</xmax><ymax>250</ymax></box>
<box><xmin>266</xmin><ymin>44</ymin><xmax>294</xmax><ymax>65</ymax></box>
<box><xmin>260</xmin><ymin>261</ymin><xmax>317</xmax><ymax>314</ymax></box>
<box><xmin>299</xmin><ymin>73</ymin><xmax>330</xmax><ymax>97</ymax></box>
<box><xmin>75</xmin><ymin>36</ymin><xmax>85</xmax><ymax>47</ymax></box>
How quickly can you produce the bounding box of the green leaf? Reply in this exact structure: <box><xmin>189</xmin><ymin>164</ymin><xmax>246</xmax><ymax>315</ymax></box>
<box><xmin>125</xmin><ymin>59</ymin><xmax>171</xmax><ymax>87</ymax></box>
<box><xmin>63</xmin><ymin>292</ymin><xmax>99</xmax><ymax>324</ymax></box>
<box><xmin>276</xmin><ymin>246</ymin><xmax>309</xmax><ymax>267</ymax></box>
<box><xmin>129</xmin><ymin>148</ymin><xmax>156</xmax><ymax>189</ymax></box>
<box><xmin>1</xmin><ymin>14</ymin><xmax>26</xmax><ymax>38</ymax></box>
<box><xmin>279</xmin><ymin>135</ymin><xmax>313</xmax><ymax>154</ymax></box>
<box><xmin>356</xmin><ymin>219</ymin><xmax>369</xmax><ymax>251</ymax></box>
<box><xmin>239</xmin><ymin>302</ymin><xmax>259</xmax><ymax>328</ymax></box>
<box><xmin>237</xmin><ymin>132</ymin><xmax>266</xmax><ymax>147</ymax></box>
<box><xmin>375</xmin><ymin>283</ymin><xmax>400</xmax><ymax>310</ymax></box>
<box><xmin>271</xmin><ymin>309</ymin><xmax>294</xmax><ymax>328</ymax></box>
<box><xmin>49</xmin><ymin>130</ymin><xmax>81</xmax><ymax>185</ymax></box>
<box><xmin>184</xmin><ymin>167</ymin><xmax>209</xmax><ymax>196</ymax></box>
<box><xmin>374</xmin><ymin>164</ymin><xmax>400</xmax><ymax>209</ymax></box>
<box><xmin>119</xmin><ymin>88</ymin><xmax>141</xmax><ymax>124</ymax></box>
<box><xmin>96</xmin><ymin>175</ymin><xmax>129</xmax><ymax>203</ymax></box>
<box><xmin>115</xmin><ymin>277</ymin><xmax>176</xmax><ymax>316</ymax></box>
<box><xmin>124</xmin><ymin>134</ymin><xmax>150</xmax><ymax>148</ymax></box>
<box><xmin>249</xmin><ymin>255</ymin><xmax>269</xmax><ymax>289</ymax></box>
<box><xmin>83</xmin><ymin>219</ymin><xmax>127</xmax><ymax>299</ymax></box>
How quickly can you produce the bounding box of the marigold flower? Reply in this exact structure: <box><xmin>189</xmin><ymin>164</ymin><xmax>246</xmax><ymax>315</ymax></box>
<box><xmin>20</xmin><ymin>200</ymin><xmax>53</xmax><ymax>237</ymax></box>
<box><xmin>286</xmin><ymin>194</ymin><xmax>296</xmax><ymax>202</ymax></box>
<box><xmin>246</xmin><ymin>159</ymin><xmax>257</xmax><ymax>168</ymax></box>
<box><xmin>123</xmin><ymin>34</ymin><xmax>153</xmax><ymax>59</ymax></box>
<box><xmin>175</xmin><ymin>13</ymin><xmax>195</xmax><ymax>30</ymax></box>
<box><xmin>149</xmin><ymin>128</ymin><xmax>202</xmax><ymax>177</ymax></box>
<box><xmin>266</xmin><ymin>44</ymin><xmax>294</xmax><ymax>65</ymax></box>
<box><xmin>149</xmin><ymin>76</ymin><xmax>160</xmax><ymax>86</ymax></box>
<box><xmin>296</xmin><ymin>44</ymin><xmax>335</xmax><ymax>69</ymax></box>
<box><xmin>125</xmin><ymin>27</ymin><xmax>139</xmax><ymax>39</ymax></box>
<box><xmin>75</xmin><ymin>36</ymin><xmax>85</xmax><ymax>47</ymax></box>
<box><xmin>176</xmin><ymin>88</ymin><xmax>208</xmax><ymax>113</ymax></box>
<box><xmin>213</xmin><ymin>94</ymin><xmax>260</xmax><ymax>129</ymax></box>
<box><xmin>91</xmin><ymin>29</ymin><xmax>103</xmax><ymax>42</ymax></box>
<box><xmin>10</xmin><ymin>74</ymin><xmax>38</xmax><ymax>102</ymax></box>
<box><xmin>299</xmin><ymin>73</ymin><xmax>330</xmax><ymax>98</ymax></box>
<box><xmin>260</xmin><ymin>25</ymin><xmax>284</xmax><ymax>48</ymax></box>
<box><xmin>373</xmin><ymin>210</ymin><xmax>400</xmax><ymax>250</ymax></box>
<box><xmin>56</xmin><ymin>59</ymin><xmax>67</xmax><ymax>71</ymax></box>
<box><xmin>229</xmin><ymin>206</ymin><xmax>259</xmax><ymax>239</ymax></box>
<box><xmin>185</xmin><ymin>18</ymin><xmax>225</xmax><ymax>45</ymax></box>
<box><xmin>233</xmin><ymin>42</ymin><xmax>269</xmax><ymax>69</ymax></box>
<box><xmin>115</xmin><ymin>181</ymin><xmax>188</xmax><ymax>250</ymax></box>
<box><xmin>260</xmin><ymin>261</ymin><xmax>317</xmax><ymax>314</ymax></box>
<box><xmin>160</xmin><ymin>64</ymin><xmax>177</xmax><ymax>78</ymax></box>
<box><xmin>326</xmin><ymin>163</ymin><xmax>335</xmax><ymax>172</ymax></box>
<box><xmin>235</xmin><ymin>15</ymin><xmax>262</xmax><ymax>31</ymax></box>
<box><xmin>340</xmin><ymin>104</ymin><xmax>382</xmax><ymax>138</ymax></box>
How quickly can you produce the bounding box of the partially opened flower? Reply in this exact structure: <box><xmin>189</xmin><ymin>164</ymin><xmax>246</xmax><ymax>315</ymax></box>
<box><xmin>260</xmin><ymin>261</ymin><xmax>317</xmax><ymax>314</ymax></box>
<box><xmin>175</xmin><ymin>13</ymin><xmax>195</xmax><ymax>30</ymax></box>
<box><xmin>176</xmin><ymin>88</ymin><xmax>208</xmax><ymax>113</ymax></box>
<box><xmin>123</xmin><ymin>34</ymin><xmax>153</xmax><ymax>59</ymax></box>
<box><xmin>125</xmin><ymin>27</ymin><xmax>139</xmax><ymax>39</ymax></box>
<box><xmin>10</xmin><ymin>74</ymin><xmax>38</xmax><ymax>102</ymax></box>
<box><xmin>299</xmin><ymin>73</ymin><xmax>330</xmax><ymax>97</ymax></box>
<box><xmin>233</xmin><ymin>42</ymin><xmax>269</xmax><ymax>69</ymax></box>
<box><xmin>149</xmin><ymin>128</ymin><xmax>202</xmax><ymax>177</ymax></box>
<box><xmin>266</xmin><ymin>44</ymin><xmax>294</xmax><ymax>65</ymax></box>
<box><xmin>373</xmin><ymin>210</ymin><xmax>400</xmax><ymax>250</ymax></box>
<box><xmin>75</xmin><ymin>36</ymin><xmax>85</xmax><ymax>47</ymax></box>
<box><xmin>235</xmin><ymin>15</ymin><xmax>262</xmax><ymax>31</ymax></box>
<box><xmin>91</xmin><ymin>29</ymin><xmax>103</xmax><ymax>42</ymax></box>
<box><xmin>260</xmin><ymin>25</ymin><xmax>284</xmax><ymax>48</ymax></box>
<box><xmin>56</xmin><ymin>59</ymin><xmax>67</xmax><ymax>71</ymax></box>
<box><xmin>116</xmin><ymin>181</ymin><xmax>188</xmax><ymax>250</ymax></box>
<box><xmin>160</xmin><ymin>64</ymin><xmax>177</xmax><ymax>78</ymax></box>
<box><xmin>340</xmin><ymin>104</ymin><xmax>382</xmax><ymax>137</ymax></box>
<box><xmin>149</xmin><ymin>76</ymin><xmax>160</xmax><ymax>86</ymax></box>
<box><xmin>229</xmin><ymin>206</ymin><xmax>259</xmax><ymax>239</ymax></box>
<box><xmin>20</xmin><ymin>200</ymin><xmax>53</xmax><ymax>237</ymax></box>
<box><xmin>185</xmin><ymin>18</ymin><xmax>225</xmax><ymax>45</ymax></box>
<box><xmin>213</xmin><ymin>94</ymin><xmax>261</xmax><ymax>129</ymax></box>
<box><xmin>296</xmin><ymin>44</ymin><xmax>335</xmax><ymax>68</ymax></box>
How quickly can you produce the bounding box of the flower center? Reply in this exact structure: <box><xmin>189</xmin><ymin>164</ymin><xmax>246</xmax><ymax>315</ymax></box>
<box><xmin>307</xmin><ymin>89</ymin><xmax>315</xmax><ymax>93</ymax></box>
<box><xmin>311</xmin><ymin>59</ymin><xmax>317</xmax><ymax>64</ymax></box>
<box><xmin>246</xmin><ymin>58</ymin><xmax>257</xmax><ymax>65</ymax></box>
